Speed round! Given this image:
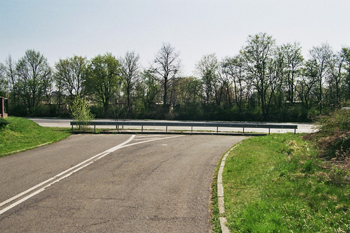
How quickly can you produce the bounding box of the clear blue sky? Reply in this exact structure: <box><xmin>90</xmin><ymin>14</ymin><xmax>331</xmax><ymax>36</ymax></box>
<box><xmin>1</xmin><ymin>0</ymin><xmax>349</xmax><ymax>76</ymax></box>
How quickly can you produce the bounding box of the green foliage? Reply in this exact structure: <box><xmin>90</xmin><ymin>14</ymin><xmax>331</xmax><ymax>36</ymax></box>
<box><xmin>0</xmin><ymin>118</ymin><xmax>9</xmax><ymax>129</ymax></box>
<box><xmin>4</xmin><ymin>36</ymin><xmax>350</xmax><ymax>121</ymax></box>
<box><xmin>0</xmin><ymin>117</ymin><xmax>70</xmax><ymax>157</ymax></box>
<box><xmin>70</xmin><ymin>96</ymin><xmax>94</xmax><ymax>130</ymax></box>
<box><xmin>85</xmin><ymin>53</ymin><xmax>122</xmax><ymax>116</ymax></box>
<box><xmin>221</xmin><ymin>134</ymin><xmax>350</xmax><ymax>232</ymax></box>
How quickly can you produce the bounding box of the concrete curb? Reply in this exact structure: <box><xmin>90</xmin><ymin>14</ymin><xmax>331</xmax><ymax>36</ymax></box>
<box><xmin>217</xmin><ymin>146</ymin><xmax>237</xmax><ymax>233</ymax></box>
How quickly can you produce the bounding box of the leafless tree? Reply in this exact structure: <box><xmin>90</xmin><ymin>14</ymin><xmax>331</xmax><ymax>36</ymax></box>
<box><xmin>153</xmin><ymin>43</ymin><xmax>180</xmax><ymax>109</ymax></box>
<box><xmin>120</xmin><ymin>51</ymin><xmax>140</xmax><ymax>110</ymax></box>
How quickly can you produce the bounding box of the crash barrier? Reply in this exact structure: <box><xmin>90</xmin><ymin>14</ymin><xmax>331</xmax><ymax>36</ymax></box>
<box><xmin>70</xmin><ymin>121</ymin><xmax>298</xmax><ymax>135</ymax></box>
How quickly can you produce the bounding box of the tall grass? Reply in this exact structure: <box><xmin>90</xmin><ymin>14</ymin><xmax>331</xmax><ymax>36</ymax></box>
<box><xmin>0</xmin><ymin>117</ymin><xmax>71</xmax><ymax>157</ymax></box>
<box><xmin>221</xmin><ymin>134</ymin><xmax>350</xmax><ymax>232</ymax></box>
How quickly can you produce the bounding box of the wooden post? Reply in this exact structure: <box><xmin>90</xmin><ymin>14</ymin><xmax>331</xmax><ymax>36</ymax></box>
<box><xmin>0</xmin><ymin>97</ymin><xmax>4</xmax><ymax>118</ymax></box>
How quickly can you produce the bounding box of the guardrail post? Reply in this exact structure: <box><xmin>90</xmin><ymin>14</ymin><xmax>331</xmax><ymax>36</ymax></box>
<box><xmin>191</xmin><ymin>126</ymin><xmax>193</xmax><ymax>133</ymax></box>
<box><xmin>71</xmin><ymin>124</ymin><xmax>74</xmax><ymax>132</ymax></box>
<box><xmin>94</xmin><ymin>125</ymin><xmax>96</xmax><ymax>133</ymax></box>
<box><xmin>294</xmin><ymin>128</ymin><xmax>296</xmax><ymax>134</ymax></box>
<box><xmin>141</xmin><ymin>125</ymin><xmax>143</xmax><ymax>132</ymax></box>
<box><xmin>166</xmin><ymin>126</ymin><xmax>168</xmax><ymax>132</ymax></box>
<box><xmin>117</xmin><ymin>124</ymin><xmax>119</xmax><ymax>133</ymax></box>
<box><xmin>217</xmin><ymin>126</ymin><xmax>218</xmax><ymax>134</ymax></box>
<box><xmin>243</xmin><ymin>127</ymin><xmax>244</xmax><ymax>135</ymax></box>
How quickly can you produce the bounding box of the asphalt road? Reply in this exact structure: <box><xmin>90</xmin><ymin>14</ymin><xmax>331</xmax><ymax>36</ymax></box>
<box><xmin>28</xmin><ymin>118</ymin><xmax>317</xmax><ymax>134</ymax></box>
<box><xmin>0</xmin><ymin>134</ymin><xmax>246</xmax><ymax>232</ymax></box>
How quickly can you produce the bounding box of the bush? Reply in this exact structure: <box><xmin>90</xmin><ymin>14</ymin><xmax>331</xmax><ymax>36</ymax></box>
<box><xmin>70</xmin><ymin>96</ymin><xmax>94</xmax><ymax>131</ymax></box>
<box><xmin>9</xmin><ymin>104</ymin><xmax>28</xmax><ymax>116</ymax></box>
<box><xmin>305</xmin><ymin>108</ymin><xmax>350</xmax><ymax>160</ymax></box>
<box><xmin>0</xmin><ymin>118</ymin><xmax>9</xmax><ymax>130</ymax></box>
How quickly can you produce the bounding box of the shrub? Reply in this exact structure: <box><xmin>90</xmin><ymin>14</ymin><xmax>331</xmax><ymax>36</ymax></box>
<box><xmin>0</xmin><ymin>118</ymin><xmax>9</xmax><ymax>130</ymax></box>
<box><xmin>305</xmin><ymin>108</ymin><xmax>350</xmax><ymax>160</ymax></box>
<box><xmin>70</xmin><ymin>96</ymin><xmax>94</xmax><ymax>131</ymax></box>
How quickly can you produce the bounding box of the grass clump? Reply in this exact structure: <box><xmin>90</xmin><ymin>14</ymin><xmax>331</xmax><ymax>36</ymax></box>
<box><xmin>0</xmin><ymin>117</ymin><xmax>71</xmax><ymax>157</ymax></box>
<box><xmin>222</xmin><ymin>133</ymin><xmax>350</xmax><ymax>232</ymax></box>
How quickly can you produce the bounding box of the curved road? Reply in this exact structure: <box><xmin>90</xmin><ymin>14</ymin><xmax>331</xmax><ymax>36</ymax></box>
<box><xmin>0</xmin><ymin>134</ymin><xmax>245</xmax><ymax>232</ymax></box>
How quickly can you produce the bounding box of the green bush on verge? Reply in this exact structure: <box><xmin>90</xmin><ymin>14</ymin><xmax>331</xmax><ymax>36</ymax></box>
<box><xmin>0</xmin><ymin>118</ymin><xmax>9</xmax><ymax>130</ymax></box>
<box><xmin>70</xmin><ymin>96</ymin><xmax>94</xmax><ymax>131</ymax></box>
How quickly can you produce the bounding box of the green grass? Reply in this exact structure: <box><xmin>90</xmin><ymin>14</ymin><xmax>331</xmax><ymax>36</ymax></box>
<box><xmin>0</xmin><ymin>117</ymin><xmax>71</xmax><ymax>157</ymax></box>
<box><xmin>211</xmin><ymin>151</ymin><xmax>223</xmax><ymax>232</ymax></box>
<box><xmin>218</xmin><ymin>133</ymin><xmax>350</xmax><ymax>232</ymax></box>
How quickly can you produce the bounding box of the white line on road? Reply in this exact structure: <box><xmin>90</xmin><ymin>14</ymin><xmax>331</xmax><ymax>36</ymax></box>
<box><xmin>0</xmin><ymin>134</ymin><xmax>184</xmax><ymax>216</ymax></box>
<box><xmin>0</xmin><ymin>135</ymin><xmax>134</xmax><ymax>215</ymax></box>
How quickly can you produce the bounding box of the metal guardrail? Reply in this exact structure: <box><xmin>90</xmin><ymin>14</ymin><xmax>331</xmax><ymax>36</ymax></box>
<box><xmin>70</xmin><ymin>121</ymin><xmax>298</xmax><ymax>134</ymax></box>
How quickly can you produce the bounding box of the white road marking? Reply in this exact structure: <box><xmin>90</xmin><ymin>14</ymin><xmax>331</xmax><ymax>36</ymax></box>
<box><xmin>120</xmin><ymin>135</ymin><xmax>183</xmax><ymax>149</ymax></box>
<box><xmin>0</xmin><ymin>134</ymin><xmax>184</xmax><ymax>216</ymax></box>
<box><xmin>135</xmin><ymin>135</ymin><xmax>166</xmax><ymax>137</ymax></box>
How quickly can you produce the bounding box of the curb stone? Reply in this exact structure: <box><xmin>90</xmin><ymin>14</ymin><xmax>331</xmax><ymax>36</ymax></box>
<box><xmin>217</xmin><ymin>145</ymin><xmax>239</xmax><ymax>233</ymax></box>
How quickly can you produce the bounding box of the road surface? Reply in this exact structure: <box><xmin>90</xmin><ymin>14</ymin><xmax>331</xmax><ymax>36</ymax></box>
<box><xmin>0</xmin><ymin>134</ymin><xmax>245</xmax><ymax>232</ymax></box>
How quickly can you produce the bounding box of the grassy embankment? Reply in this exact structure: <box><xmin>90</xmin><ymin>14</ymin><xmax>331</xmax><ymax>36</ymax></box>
<box><xmin>0</xmin><ymin>117</ymin><xmax>71</xmax><ymax>157</ymax></box>
<box><xmin>212</xmin><ymin>133</ymin><xmax>350</xmax><ymax>232</ymax></box>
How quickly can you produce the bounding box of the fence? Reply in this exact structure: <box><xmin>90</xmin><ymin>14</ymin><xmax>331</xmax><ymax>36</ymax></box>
<box><xmin>70</xmin><ymin>121</ymin><xmax>298</xmax><ymax>135</ymax></box>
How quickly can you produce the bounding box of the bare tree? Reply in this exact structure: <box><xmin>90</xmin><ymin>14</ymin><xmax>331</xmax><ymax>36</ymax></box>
<box><xmin>342</xmin><ymin>47</ymin><xmax>350</xmax><ymax>100</ymax></box>
<box><xmin>297</xmin><ymin>59</ymin><xmax>319</xmax><ymax>109</ymax></box>
<box><xmin>327</xmin><ymin>51</ymin><xmax>344</xmax><ymax>106</ymax></box>
<box><xmin>241</xmin><ymin>32</ymin><xmax>276</xmax><ymax>120</ymax></box>
<box><xmin>16</xmin><ymin>50</ymin><xmax>52</xmax><ymax>113</ymax></box>
<box><xmin>195</xmin><ymin>53</ymin><xmax>218</xmax><ymax>104</ymax></box>
<box><xmin>309</xmin><ymin>43</ymin><xmax>333</xmax><ymax>110</ymax></box>
<box><xmin>4</xmin><ymin>56</ymin><xmax>18</xmax><ymax>104</ymax></box>
<box><xmin>281</xmin><ymin>42</ymin><xmax>304</xmax><ymax>104</ymax></box>
<box><xmin>0</xmin><ymin>63</ymin><xmax>7</xmax><ymax>96</ymax></box>
<box><xmin>54</xmin><ymin>55</ymin><xmax>87</xmax><ymax>102</ymax></box>
<box><xmin>222</xmin><ymin>55</ymin><xmax>246</xmax><ymax>110</ymax></box>
<box><xmin>120</xmin><ymin>51</ymin><xmax>140</xmax><ymax>110</ymax></box>
<box><xmin>153</xmin><ymin>43</ymin><xmax>180</xmax><ymax>109</ymax></box>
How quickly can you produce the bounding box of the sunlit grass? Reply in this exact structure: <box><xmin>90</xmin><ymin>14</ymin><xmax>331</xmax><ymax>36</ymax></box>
<box><xmin>220</xmin><ymin>134</ymin><xmax>350</xmax><ymax>232</ymax></box>
<box><xmin>0</xmin><ymin>117</ymin><xmax>71</xmax><ymax>157</ymax></box>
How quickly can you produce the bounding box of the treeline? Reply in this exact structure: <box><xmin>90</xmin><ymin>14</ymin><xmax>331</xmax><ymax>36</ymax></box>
<box><xmin>1</xmin><ymin>32</ymin><xmax>350</xmax><ymax>122</ymax></box>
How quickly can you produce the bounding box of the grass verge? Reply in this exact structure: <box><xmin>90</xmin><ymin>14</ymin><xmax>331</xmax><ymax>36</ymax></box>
<box><xmin>0</xmin><ymin>117</ymin><xmax>71</xmax><ymax>157</ymax></box>
<box><xmin>217</xmin><ymin>133</ymin><xmax>350</xmax><ymax>232</ymax></box>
